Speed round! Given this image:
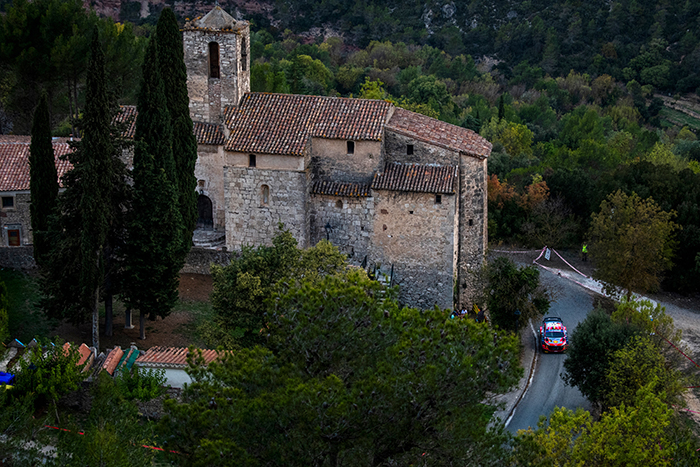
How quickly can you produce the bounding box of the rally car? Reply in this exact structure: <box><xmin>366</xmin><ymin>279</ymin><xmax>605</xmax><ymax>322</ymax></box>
<box><xmin>538</xmin><ymin>317</ymin><xmax>568</xmax><ymax>353</ymax></box>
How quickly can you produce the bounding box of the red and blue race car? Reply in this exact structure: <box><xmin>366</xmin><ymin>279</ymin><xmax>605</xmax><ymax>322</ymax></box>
<box><xmin>538</xmin><ymin>317</ymin><xmax>568</xmax><ymax>353</ymax></box>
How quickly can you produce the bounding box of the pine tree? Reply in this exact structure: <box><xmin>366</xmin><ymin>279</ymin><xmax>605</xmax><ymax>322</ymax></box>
<box><xmin>42</xmin><ymin>29</ymin><xmax>115</xmax><ymax>350</ymax></box>
<box><xmin>123</xmin><ymin>35</ymin><xmax>183</xmax><ymax>340</ymax></box>
<box><xmin>156</xmin><ymin>8</ymin><xmax>198</xmax><ymax>264</ymax></box>
<box><xmin>29</xmin><ymin>92</ymin><xmax>59</xmax><ymax>268</ymax></box>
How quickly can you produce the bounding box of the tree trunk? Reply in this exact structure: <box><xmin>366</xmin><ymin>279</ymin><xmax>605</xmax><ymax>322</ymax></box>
<box><xmin>125</xmin><ymin>307</ymin><xmax>134</xmax><ymax>329</ymax></box>
<box><xmin>92</xmin><ymin>287</ymin><xmax>100</xmax><ymax>351</ymax></box>
<box><xmin>104</xmin><ymin>293</ymin><xmax>113</xmax><ymax>337</ymax></box>
<box><xmin>104</xmin><ymin>245</ymin><xmax>113</xmax><ymax>336</ymax></box>
<box><xmin>140</xmin><ymin>311</ymin><xmax>146</xmax><ymax>340</ymax></box>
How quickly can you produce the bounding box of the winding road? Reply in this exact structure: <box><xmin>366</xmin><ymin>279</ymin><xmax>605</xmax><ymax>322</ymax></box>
<box><xmin>505</xmin><ymin>267</ymin><xmax>595</xmax><ymax>433</ymax></box>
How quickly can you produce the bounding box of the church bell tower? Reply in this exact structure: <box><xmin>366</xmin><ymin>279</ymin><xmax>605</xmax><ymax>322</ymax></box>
<box><xmin>182</xmin><ymin>7</ymin><xmax>250</xmax><ymax>124</ymax></box>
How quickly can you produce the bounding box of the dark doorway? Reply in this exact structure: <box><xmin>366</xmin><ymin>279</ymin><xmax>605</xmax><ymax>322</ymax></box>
<box><xmin>197</xmin><ymin>195</ymin><xmax>213</xmax><ymax>229</ymax></box>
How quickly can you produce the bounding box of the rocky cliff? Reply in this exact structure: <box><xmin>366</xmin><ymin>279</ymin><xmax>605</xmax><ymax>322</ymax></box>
<box><xmin>85</xmin><ymin>0</ymin><xmax>274</xmax><ymax>24</ymax></box>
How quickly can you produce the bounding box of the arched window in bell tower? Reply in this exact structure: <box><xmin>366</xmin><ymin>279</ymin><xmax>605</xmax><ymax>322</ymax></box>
<box><xmin>241</xmin><ymin>37</ymin><xmax>247</xmax><ymax>71</ymax></box>
<box><xmin>209</xmin><ymin>42</ymin><xmax>220</xmax><ymax>78</ymax></box>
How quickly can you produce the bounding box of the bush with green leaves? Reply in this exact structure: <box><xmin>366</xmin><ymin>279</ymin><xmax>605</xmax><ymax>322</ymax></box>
<box><xmin>114</xmin><ymin>366</ymin><xmax>166</xmax><ymax>401</ymax></box>
<box><xmin>210</xmin><ymin>225</ymin><xmax>346</xmax><ymax>348</ymax></box>
<box><xmin>562</xmin><ymin>308</ymin><xmax>639</xmax><ymax>405</ymax></box>
<box><xmin>512</xmin><ymin>384</ymin><xmax>696</xmax><ymax>467</ymax></box>
<box><xmin>160</xmin><ymin>268</ymin><xmax>522</xmax><ymax>465</ymax></box>
<box><xmin>482</xmin><ymin>257</ymin><xmax>551</xmax><ymax>332</ymax></box>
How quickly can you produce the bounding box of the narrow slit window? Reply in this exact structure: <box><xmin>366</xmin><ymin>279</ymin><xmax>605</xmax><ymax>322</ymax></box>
<box><xmin>347</xmin><ymin>141</ymin><xmax>354</xmax><ymax>154</ymax></box>
<box><xmin>241</xmin><ymin>37</ymin><xmax>247</xmax><ymax>71</ymax></box>
<box><xmin>209</xmin><ymin>42</ymin><xmax>220</xmax><ymax>78</ymax></box>
<box><xmin>435</xmin><ymin>194</ymin><xmax>442</xmax><ymax>204</ymax></box>
<box><xmin>261</xmin><ymin>185</ymin><xmax>270</xmax><ymax>205</ymax></box>
<box><xmin>407</xmin><ymin>144</ymin><xmax>413</xmax><ymax>155</ymax></box>
<box><xmin>249</xmin><ymin>154</ymin><xmax>256</xmax><ymax>167</ymax></box>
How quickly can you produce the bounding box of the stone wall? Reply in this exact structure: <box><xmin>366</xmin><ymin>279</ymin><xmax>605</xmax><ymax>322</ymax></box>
<box><xmin>1</xmin><ymin>192</ymin><xmax>32</xmax><ymax>247</ymax></box>
<box><xmin>383</xmin><ymin>130</ymin><xmax>460</xmax><ymax>166</ymax></box>
<box><xmin>310</xmin><ymin>138</ymin><xmax>382</xmax><ymax>183</ymax></box>
<box><xmin>183</xmin><ymin>27</ymin><xmax>250</xmax><ymax>124</ymax></box>
<box><xmin>181</xmin><ymin>247</ymin><xmax>234</xmax><ymax>274</ymax></box>
<box><xmin>370</xmin><ymin>190</ymin><xmax>457</xmax><ymax>310</ymax></box>
<box><xmin>0</xmin><ymin>246</ymin><xmax>35</xmax><ymax>269</ymax></box>
<box><xmin>456</xmin><ymin>155</ymin><xmax>488</xmax><ymax>309</ymax></box>
<box><xmin>194</xmin><ymin>144</ymin><xmax>226</xmax><ymax>229</ymax></box>
<box><xmin>224</xmin><ymin>167</ymin><xmax>309</xmax><ymax>250</ymax></box>
<box><xmin>309</xmin><ymin>194</ymin><xmax>374</xmax><ymax>263</ymax></box>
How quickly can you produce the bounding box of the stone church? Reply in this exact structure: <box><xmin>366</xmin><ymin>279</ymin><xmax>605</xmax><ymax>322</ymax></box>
<box><xmin>0</xmin><ymin>6</ymin><xmax>491</xmax><ymax>310</ymax></box>
<box><xmin>180</xmin><ymin>6</ymin><xmax>491</xmax><ymax>310</ymax></box>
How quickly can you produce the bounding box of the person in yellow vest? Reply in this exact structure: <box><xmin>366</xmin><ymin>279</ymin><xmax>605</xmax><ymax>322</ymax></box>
<box><xmin>582</xmin><ymin>243</ymin><xmax>588</xmax><ymax>262</ymax></box>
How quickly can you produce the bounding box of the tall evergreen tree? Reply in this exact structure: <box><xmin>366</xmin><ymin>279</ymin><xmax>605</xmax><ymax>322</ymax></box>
<box><xmin>123</xmin><ymin>35</ymin><xmax>183</xmax><ymax>340</ymax></box>
<box><xmin>156</xmin><ymin>8</ymin><xmax>198</xmax><ymax>263</ymax></box>
<box><xmin>42</xmin><ymin>29</ymin><xmax>116</xmax><ymax>350</ymax></box>
<box><xmin>29</xmin><ymin>92</ymin><xmax>59</xmax><ymax>268</ymax></box>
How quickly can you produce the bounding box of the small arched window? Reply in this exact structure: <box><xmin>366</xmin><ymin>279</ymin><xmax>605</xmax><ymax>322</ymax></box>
<box><xmin>335</xmin><ymin>200</ymin><xmax>343</xmax><ymax>209</ymax></box>
<box><xmin>209</xmin><ymin>42</ymin><xmax>220</xmax><ymax>78</ymax></box>
<box><xmin>347</xmin><ymin>141</ymin><xmax>355</xmax><ymax>154</ymax></box>
<box><xmin>241</xmin><ymin>37</ymin><xmax>247</xmax><ymax>71</ymax></box>
<box><xmin>261</xmin><ymin>185</ymin><xmax>270</xmax><ymax>205</ymax></box>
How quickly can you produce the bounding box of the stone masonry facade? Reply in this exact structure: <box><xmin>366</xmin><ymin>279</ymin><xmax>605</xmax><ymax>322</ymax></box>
<box><xmin>224</xmin><ymin>167</ymin><xmax>309</xmax><ymax>249</ymax></box>
<box><xmin>0</xmin><ymin>6</ymin><xmax>491</xmax><ymax>312</ymax></box>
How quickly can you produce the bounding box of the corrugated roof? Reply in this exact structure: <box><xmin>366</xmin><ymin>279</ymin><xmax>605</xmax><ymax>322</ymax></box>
<box><xmin>386</xmin><ymin>107</ymin><xmax>491</xmax><ymax>158</ymax></box>
<box><xmin>0</xmin><ymin>140</ymin><xmax>73</xmax><ymax>192</ymax></box>
<box><xmin>311</xmin><ymin>180</ymin><xmax>371</xmax><ymax>197</ymax></box>
<box><xmin>134</xmin><ymin>346</ymin><xmax>221</xmax><ymax>369</ymax></box>
<box><xmin>372</xmin><ymin>163</ymin><xmax>457</xmax><ymax>194</ymax></box>
<box><xmin>116</xmin><ymin>106</ymin><xmax>225</xmax><ymax>145</ymax></box>
<box><xmin>224</xmin><ymin>93</ymin><xmax>392</xmax><ymax>155</ymax></box>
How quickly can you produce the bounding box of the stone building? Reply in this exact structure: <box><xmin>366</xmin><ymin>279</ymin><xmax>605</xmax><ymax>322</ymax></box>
<box><xmin>0</xmin><ymin>6</ymin><xmax>491</xmax><ymax>310</ymax></box>
<box><xmin>179</xmin><ymin>6</ymin><xmax>491</xmax><ymax>310</ymax></box>
<box><xmin>0</xmin><ymin>136</ymin><xmax>72</xmax><ymax>248</ymax></box>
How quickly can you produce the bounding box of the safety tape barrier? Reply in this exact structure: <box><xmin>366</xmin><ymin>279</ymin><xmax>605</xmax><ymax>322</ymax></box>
<box><xmin>657</xmin><ymin>334</ymin><xmax>700</xmax><ymax>369</ymax></box>
<box><xmin>551</xmin><ymin>248</ymin><xmax>589</xmax><ymax>278</ymax></box>
<box><xmin>533</xmin><ymin>246</ymin><xmax>547</xmax><ymax>263</ymax></box>
<box><xmin>490</xmin><ymin>249</ymin><xmax>543</xmax><ymax>254</ymax></box>
<box><xmin>44</xmin><ymin>425</ymin><xmax>182</xmax><ymax>455</ymax></box>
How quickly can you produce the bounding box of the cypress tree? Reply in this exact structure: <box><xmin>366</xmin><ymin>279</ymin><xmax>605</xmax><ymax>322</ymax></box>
<box><xmin>42</xmin><ymin>29</ymin><xmax>115</xmax><ymax>350</ymax></box>
<box><xmin>156</xmin><ymin>8</ymin><xmax>198</xmax><ymax>264</ymax></box>
<box><xmin>29</xmin><ymin>92</ymin><xmax>59</xmax><ymax>268</ymax></box>
<box><xmin>124</xmin><ymin>35</ymin><xmax>183</xmax><ymax>340</ymax></box>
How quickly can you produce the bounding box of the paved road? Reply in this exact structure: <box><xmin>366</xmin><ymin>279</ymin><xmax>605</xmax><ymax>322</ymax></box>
<box><xmin>506</xmin><ymin>267</ymin><xmax>595</xmax><ymax>433</ymax></box>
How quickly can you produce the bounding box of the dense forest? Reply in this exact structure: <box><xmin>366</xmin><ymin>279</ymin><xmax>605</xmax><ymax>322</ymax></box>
<box><xmin>1</xmin><ymin>0</ymin><xmax>699</xmax><ymax>294</ymax></box>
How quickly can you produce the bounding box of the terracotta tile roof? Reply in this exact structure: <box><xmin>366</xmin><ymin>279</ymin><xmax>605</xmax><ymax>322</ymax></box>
<box><xmin>224</xmin><ymin>93</ymin><xmax>392</xmax><ymax>155</ymax></box>
<box><xmin>386</xmin><ymin>107</ymin><xmax>492</xmax><ymax>158</ymax></box>
<box><xmin>102</xmin><ymin>346</ymin><xmax>124</xmax><ymax>375</ymax></box>
<box><xmin>311</xmin><ymin>180</ymin><xmax>371</xmax><ymax>197</ymax></box>
<box><xmin>114</xmin><ymin>105</ymin><xmax>138</xmax><ymax>139</ymax></box>
<box><xmin>372</xmin><ymin>163</ymin><xmax>457</xmax><ymax>194</ymax></box>
<box><xmin>194</xmin><ymin>122</ymin><xmax>226</xmax><ymax>145</ymax></box>
<box><xmin>0</xmin><ymin>140</ymin><xmax>73</xmax><ymax>192</ymax></box>
<box><xmin>116</xmin><ymin>106</ymin><xmax>225</xmax><ymax>145</ymax></box>
<box><xmin>135</xmin><ymin>346</ymin><xmax>221</xmax><ymax>369</ymax></box>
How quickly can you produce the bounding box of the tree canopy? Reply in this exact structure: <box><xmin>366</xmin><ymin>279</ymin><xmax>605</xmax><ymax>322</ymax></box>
<box><xmin>588</xmin><ymin>190</ymin><xmax>678</xmax><ymax>299</ymax></box>
<box><xmin>161</xmin><ymin>266</ymin><xmax>521</xmax><ymax>465</ymax></box>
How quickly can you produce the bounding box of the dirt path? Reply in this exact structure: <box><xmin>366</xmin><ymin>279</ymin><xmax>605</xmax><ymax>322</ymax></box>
<box><xmin>52</xmin><ymin>274</ymin><xmax>213</xmax><ymax>352</ymax></box>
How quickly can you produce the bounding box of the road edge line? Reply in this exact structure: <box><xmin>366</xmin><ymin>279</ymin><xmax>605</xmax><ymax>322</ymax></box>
<box><xmin>505</xmin><ymin>320</ymin><xmax>538</xmax><ymax>428</ymax></box>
